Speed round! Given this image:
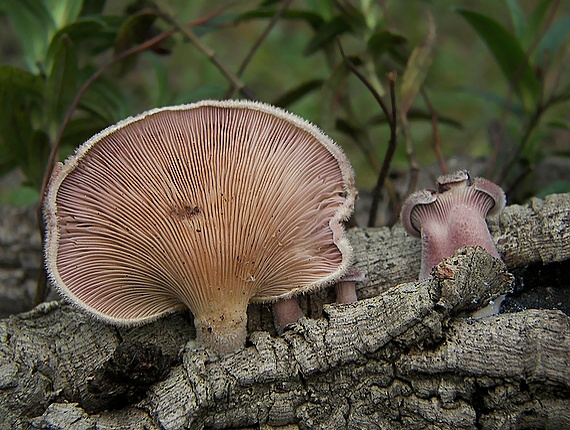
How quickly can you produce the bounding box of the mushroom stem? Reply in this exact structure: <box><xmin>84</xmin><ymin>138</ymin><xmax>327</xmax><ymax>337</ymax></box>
<box><xmin>334</xmin><ymin>266</ymin><xmax>365</xmax><ymax>304</ymax></box>
<box><xmin>420</xmin><ymin>204</ymin><xmax>500</xmax><ymax>279</ymax></box>
<box><xmin>272</xmin><ymin>297</ymin><xmax>303</xmax><ymax>334</ymax></box>
<box><xmin>335</xmin><ymin>281</ymin><xmax>358</xmax><ymax>304</ymax></box>
<box><xmin>193</xmin><ymin>307</ymin><xmax>248</xmax><ymax>355</ymax></box>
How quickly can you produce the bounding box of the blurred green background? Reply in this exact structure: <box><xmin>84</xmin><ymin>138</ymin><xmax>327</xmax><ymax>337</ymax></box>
<box><xmin>1</xmin><ymin>0</ymin><xmax>569</xmax><ymax>224</ymax></box>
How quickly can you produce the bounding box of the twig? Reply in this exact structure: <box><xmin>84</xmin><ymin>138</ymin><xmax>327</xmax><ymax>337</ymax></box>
<box><xmin>337</xmin><ymin>40</ymin><xmax>398</xmax><ymax>227</ymax></box>
<box><xmin>420</xmin><ymin>88</ymin><xmax>446</xmax><ymax>174</ymax></box>
<box><xmin>400</xmin><ymin>109</ymin><xmax>420</xmax><ymax>202</ymax></box>
<box><xmin>225</xmin><ymin>0</ymin><xmax>293</xmax><ymax>98</ymax></box>
<box><xmin>338</xmin><ymin>41</ymin><xmax>392</xmax><ymax>124</ymax></box>
<box><xmin>156</xmin><ymin>6</ymin><xmax>255</xmax><ymax>100</ymax></box>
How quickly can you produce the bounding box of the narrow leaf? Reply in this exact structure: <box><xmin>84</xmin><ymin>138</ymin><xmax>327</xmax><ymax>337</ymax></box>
<box><xmin>457</xmin><ymin>8</ymin><xmax>541</xmax><ymax>110</ymax></box>
<box><xmin>546</xmin><ymin>118</ymin><xmax>570</xmax><ymax>131</ymax></box>
<box><xmin>273</xmin><ymin>79</ymin><xmax>324</xmax><ymax>108</ymax></box>
<box><xmin>400</xmin><ymin>12</ymin><xmax>436</xmax><ymax>115</ymax></box>
<box><xmin>367</xmin><ymin>30</ymin><xmax>407</xmax><ymax>57</ymax></box>
<box><xmin>304</xmin><ymin>16</ymin><xmax>351</xmax><ymax>56</ymax></box>
<box><xmin>527</xmin><ymin>0</ymin><xmax>553</xmax><ymax>46</ymax></box>
<box><xmin>1</xmin><ymin>0</ymin><xmax>56</xmax><ymax>71</ymax></box>
<box><xmin>45</xmin><ymin>35</ymin><xmax>78</xmax><ymax>131</ymax></box>
<box><xmin>505</xmin><ymin>0</ymin><xmax>525</xmax><ymax>39</ymax></box>
<box><xmin>0</xmin><ymin>65</ymin><xmax>43</xmax><ymax>97</ymax></box>
<box><xmin>535</xmin><ymin>16</ymin><xmax>570</xmax><ymax>66</ymax></box>
<box><xmin>237</xmin><ymin>8</ymin><xmax>324</xmax><ymax>30</ymax></box>
<box><xmin>45</xmin><ymin>0</ymin><xmax>83</xmax><ymax>28</ymax></box>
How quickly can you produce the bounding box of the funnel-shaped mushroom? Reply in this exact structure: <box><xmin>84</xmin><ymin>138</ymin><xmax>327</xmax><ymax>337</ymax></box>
<box><xmin>401</xmin><ymin>170</ymin><xmax>505</xmax><ymax>280</ymax></box>
<box><xmin>44</xmin><ymin>100</ymin><xmax>356</xmax><ymax>354</ymax></box>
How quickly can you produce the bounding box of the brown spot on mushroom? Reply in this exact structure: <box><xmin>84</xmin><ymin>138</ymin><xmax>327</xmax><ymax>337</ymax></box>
<box><xmin>401</xmin><ymin>169</ymin><xmax>505</xmax><ymax>280</ymax></box>
<box><xmin>170</xmin><ymin>205</ymin><xmax>200</xmax><ymax>219</ymax></box>
<box><xmin>44</xmin><ymin>100</ymin><xmax>356</xmax><ymax>355</ymax></box>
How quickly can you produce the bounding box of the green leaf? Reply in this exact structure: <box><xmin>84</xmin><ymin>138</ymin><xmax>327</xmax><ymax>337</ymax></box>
<box><xmin>546</xmin><ymin>118</ymin><xmax>570</xmax><ymax>131</ymax></box>
<box><xmin>505</xmin><ymin>0</ymin><xmax>525</xmax><ymax>39</ymax></box>
<box><xmin>457</xmin><ymin>8</ymin><xmax>541</xmax><ymax>110</ymax></box>
<box><xmin>45</xmin><ymin>18</ymin><xmax>106</xmax><ymax>70</ymax></box>
<box><xmin>0</xmin><ymin>70</ymin><xmax>42</xmax><ymax>170</ymax></box>
<box><xmin>80</xmin><ymin>0</ymin><xmax>107</xmax><ymax>16</ymax></box>
<box><xmin>0</xmin><ymin>65</ymin><xmax>44</xmax><ymax>97</ymax></box>
<box><xmin>78</xmin><ymin>74</ymin><xmax>129</xmax><ymax>123</ymax></box>
<box><xmin>0</xmin><ymin>185</ymin><xmax>40</xmax><ymax>206</ymax></box>
<box><xmin>369</xmin><ymin>108</ymin><xmax>463</xmax><ymax>129</ymax></box>
<box><xmin>535</xmin><ymin>16</ymin><xmax>570</xmax><ymax>66</ymax></box>
<box><xmin>58</xmin><ymin>116</ymin><xmax>109</xmax><ymax>154</ymax></box>
<box><xmin>527</xmin><ymin>0</ymin><xmax>553</xmax><ymax>47</ymax></box>
<box><xmin>114</xmin><ymin>10</ymin><xmax>158</xmax><ymax>54</ymax></box>
<box><xmin>173</xmin><ymin>85</ymin><xmax>227</xmax><ymax>105</ymax></box>
<box><xmin>1</xmin><ymin>0</ymin><xmax>56</xmax><ymax>71</ymax></box>
<box><xmin>52</xmin><ymin>18</ymin><xmax>107</xmax><ymax>45</ymax></box>
<box><xmin>400</xmin><ymin>13</ymin><xmax>436</xmax><ymax>115</ymax></box>
<box><xmin>23</xmin><ymin>130</ymin><xmax>51</xmax><ymax>187</ymax></box>
<box><xmin>236</xmin><ymin>8</ymin><xmax>324</xmax><ymax>30</ymax></box>
<box><xmin>45</xmin><ymin>0</ymin><xmax>83</xmax><ymax>28</ymax></box>
<box><xmin>273</xmin><ymin>79</ymin><xmax>324</xmax><ymax>108</ymax></box>
<box><xmin>459</xmin><ymin>86</ymin><xmax>525</xmax><ymax>116</ymax></box>
<box><xmin>45</xmin><ymin>34</ymin><xmax>78</xmax><ymax>132</ymax></box>
<box><xmin>113</xmin><ymin>11</ymin><xmax>159</xmax><ymax>74</ymax></box>
<box><xmin>367</xmin><ymin>29</ymin><xmax>407</xmax><ymax>58</ymax></box>
<box><xmin>146</xmin><ymin>53</ymin><xmax>169</xmax><ymax>107</ymax></box>
<box><xmin>304</xmin><ymin>15</ymin><xmax>351</xmax><ymax>55</ymax></box>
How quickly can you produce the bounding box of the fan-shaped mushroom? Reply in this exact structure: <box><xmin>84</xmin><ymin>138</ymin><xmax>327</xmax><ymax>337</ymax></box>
<box><xmin>44</xmin><ymin>100</ymin><xmax>356</xmax><ymax>354</ymax></box>
<box><xmin>401</xmin><ymin>169</ymin><xmax>505</xmax><ymax>280</ymax></box>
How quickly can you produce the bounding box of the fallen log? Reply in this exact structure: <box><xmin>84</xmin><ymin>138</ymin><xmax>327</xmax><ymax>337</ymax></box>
<box><xmin>1</xmin><ymin>193</ymin><xmax>569</xmax><ymax>429</ymax></box>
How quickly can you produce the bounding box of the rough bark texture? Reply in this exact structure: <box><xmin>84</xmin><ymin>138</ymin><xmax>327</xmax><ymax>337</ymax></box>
<box><xmin>1</xmin><ymin>193</ymin><xmax>569</xmax><ymax>429</ymax></box>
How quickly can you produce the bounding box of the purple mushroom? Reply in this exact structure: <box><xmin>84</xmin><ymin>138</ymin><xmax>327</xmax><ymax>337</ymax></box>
<box><xmin>401</xmin><ymin>170</ymin><xmax>506</xmax><ymax>280</ymax></box>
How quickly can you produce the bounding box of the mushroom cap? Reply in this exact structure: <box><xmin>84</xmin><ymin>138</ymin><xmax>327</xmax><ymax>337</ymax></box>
<box><xmin>473</xmin><ymin>177</ymin><xmax>506</xmax><ymax>216</ymax></box>
<box><xmin>400</xmin><ymin>189</ymin><xmax>437</xmax><ymax>237</ymax></box>
<box><xmin>436</xmin><ymin>169</ymin><xmax>471</xmax><ymax>192</ymax></box>
<box><xmin>44</xmin><ymin>100</ymin><xmax>356</xmax><ymax>330</ymax></box>
<box><xmin>401</xmin><ymin>171</ymin><xmax>506</xmax><ymax>237</ymax></box>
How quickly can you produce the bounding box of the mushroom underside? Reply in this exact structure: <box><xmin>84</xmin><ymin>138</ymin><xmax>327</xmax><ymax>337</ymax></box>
<box><xmin>45</xmin><ymin>101</ymin><xmax>356</xmax><ymax>353</ymax></box>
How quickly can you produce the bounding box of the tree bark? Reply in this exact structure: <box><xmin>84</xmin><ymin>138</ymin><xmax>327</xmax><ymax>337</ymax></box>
<box><xmin>1</xmin><ymin>193</ymin><xmax>569</xmax><ymax>429</ymax></box>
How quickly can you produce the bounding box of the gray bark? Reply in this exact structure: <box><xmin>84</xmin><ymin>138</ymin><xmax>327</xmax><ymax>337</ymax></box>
<box><xmin>1</xmin><ymin>193</ymin><xmax>569</xmax><ymax>429</ymax></box>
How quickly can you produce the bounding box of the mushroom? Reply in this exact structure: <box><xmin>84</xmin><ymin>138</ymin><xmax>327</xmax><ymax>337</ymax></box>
<box><xmin>271</xmin><ymin>265</ymin><xmax>365</xmax><ymax>334</ymax></box>
<box><xmin>401</xmin><ymin>169</ymin><xmax>505</xmax><ymax>280</ymax></box>
<box><xmin>44</xmin><ymin>100</ymin><xmax>356</xmax><ymax>355</ymax></box>
<box><xmin>334</xmin><ymin>266</ymin><xmax>365</xmax><ymax>304</ymax></box>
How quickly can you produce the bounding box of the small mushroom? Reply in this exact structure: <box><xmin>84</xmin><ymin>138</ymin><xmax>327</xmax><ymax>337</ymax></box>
<box><xmin>401</xmin><ymin>170</ymin><xmax>505</xmax><ymax>280</ymax></box>
<box><xmin>272</xmin><ymin>265</ymin><xmax>365</xmax><ymax>334</ymax></box>
<box><xmin>44</xmin><ymin>100</ymin><xmax>356</xmax><ymax>354</ymax></box>
<box><xmin>335</xmin><ymin>266</ymin><xmax>365</xmax><ymax>304</ymax></box>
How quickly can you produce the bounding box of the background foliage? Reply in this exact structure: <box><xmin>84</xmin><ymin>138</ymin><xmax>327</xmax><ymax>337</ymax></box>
<box><xmin>0</xmin><ymin>0</ymin><xmax>569</xmax><ymax>226</ymax></box>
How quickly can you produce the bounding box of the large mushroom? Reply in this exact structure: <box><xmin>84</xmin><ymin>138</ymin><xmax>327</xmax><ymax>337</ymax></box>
<box><xmin>401</xmin><ymin>170</ymin><xmax>505</xmax><ymax>280</ymax></box>
<box><xmin>44</xmin><ymin>100</ymin><xmax>356</xmax><ymax>354</ymax></box>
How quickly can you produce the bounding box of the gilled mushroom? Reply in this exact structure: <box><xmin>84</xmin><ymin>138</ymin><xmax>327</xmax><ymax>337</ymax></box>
<box><xmin>335</xmin><ymin>266</ymin><xmax>365</xmax><ymax>304</ymax></box>
<box><xmin>401</xmin><ymin>169</ymin><xmax>505</xmax><ymax>280</ymax></box>
<box><xmin>44</xmin><ymin>100</ymin><xmax>356</xmax><ymax>354</ymax></box>
<box><xmin>272</xmin><ymin>265</ymin><xmax>365</xmax><ymax>335</ymax></box>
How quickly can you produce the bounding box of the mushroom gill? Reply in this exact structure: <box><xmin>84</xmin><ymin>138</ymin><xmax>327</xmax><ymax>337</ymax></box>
<box><xmin>44</xmin><ymin>100</ymin><xmax>356</xmax><ymax>354</ymax></box>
